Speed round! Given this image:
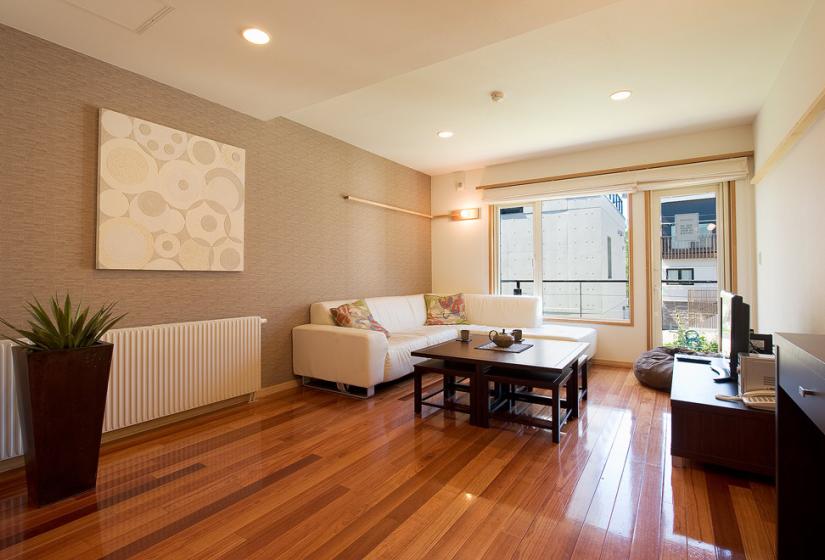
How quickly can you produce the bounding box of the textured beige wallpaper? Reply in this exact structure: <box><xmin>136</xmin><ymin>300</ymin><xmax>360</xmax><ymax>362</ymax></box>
<box><xmin>0</xmin><ymin>25</ymin><xmax>431</xmax><ymax>387</ymax></box>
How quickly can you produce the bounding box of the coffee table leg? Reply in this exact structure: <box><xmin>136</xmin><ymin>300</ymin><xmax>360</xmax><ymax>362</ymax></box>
<box><xmin>414</xmin><ymin>368</ymin><xmax>422</xmax><ymax>415</ymax></box>
<box><xmin>467</xmin><ymin>370</ymin><xmax>478</xmax><ymax>426</ymax></box>
<box><xmin>567</xmin><ymin>363</ymin><xmax>579</xmax><ymax>419</ymax></box>
<box><xmin>551</xmin><ymin>385</ymin><xmax>561</xmax><ymax>443</ymax></box>
<box><xmin>475</xmin><ymin>366</ymin><xmax>489</xmax><ymax>428</ymax></box>
<box><xmin>444</xmin><ymin>374</ymin><xmax>456</xmax><ymax>400</ymax></box>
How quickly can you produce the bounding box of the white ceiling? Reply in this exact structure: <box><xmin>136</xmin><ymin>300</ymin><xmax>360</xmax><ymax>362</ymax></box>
<box><xmin>289</xmin><ymin>0</ymin><xmax>813</xmax><ymax>174</ymax></box>
<box><xmin>0</xmin><ymin>0</ymin><xmax>620</xmax><ymax>120</ymax></box>
<box><xmin>0</xmin><ymin>0</ymin><xmax>813</xmax><ymax>175</ymax></box>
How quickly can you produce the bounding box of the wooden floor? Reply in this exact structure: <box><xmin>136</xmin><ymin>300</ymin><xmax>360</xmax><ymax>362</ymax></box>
<box><xmin>0</xmin><ymin>366</ymin><xmax>776</xmax><ymax>559</ymax></box>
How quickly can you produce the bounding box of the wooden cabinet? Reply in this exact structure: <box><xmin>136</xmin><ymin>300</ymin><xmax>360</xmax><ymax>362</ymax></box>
<box><xmin>776</xmin><ymin>333</ymin><xmax>825</xmax><ymax>560</ymax></box>
<box><xmin>670</xmin><ymin>355</ymin><xmax>775</xmax><ymax>476</ymax></box>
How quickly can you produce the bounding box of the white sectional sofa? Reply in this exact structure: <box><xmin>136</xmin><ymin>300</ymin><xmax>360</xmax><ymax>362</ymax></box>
<box><xmin>292</xmin><ymin>294</ymin><xmax>596</xmax><ymax>396</ymax></box>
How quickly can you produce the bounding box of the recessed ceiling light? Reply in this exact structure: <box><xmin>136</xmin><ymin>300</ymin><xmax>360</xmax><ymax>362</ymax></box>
<box><xmin>610</xmin><ymin>90</ymin><xmax>632</xmax><ymax>101</ymax></box>
<box><xmin>242</xmin><ymin>28</ymin><xmax>270</xmax><ymax>45</ymax></box>
<box><xmin>437</xmin><ymin>131</ymin><xmax>454</xmax><ymax>139</ymax></box>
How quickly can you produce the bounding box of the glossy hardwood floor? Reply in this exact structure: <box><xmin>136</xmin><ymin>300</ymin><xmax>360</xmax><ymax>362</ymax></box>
<box><xmin>0</xmin><ymin>365</ymin><xmax>776</xmax><ymax>559</ymax></box>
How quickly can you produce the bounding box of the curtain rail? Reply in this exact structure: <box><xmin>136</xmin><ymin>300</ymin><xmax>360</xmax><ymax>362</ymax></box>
<box><xmin>476</xmin><ymin>151</ymin><xmax>754</xmax><ymax>190</ymax></box>
<box><xmin>343</xmin><ymin>195</ymin><xmax>434</xmax><ymax>219</ymax></box>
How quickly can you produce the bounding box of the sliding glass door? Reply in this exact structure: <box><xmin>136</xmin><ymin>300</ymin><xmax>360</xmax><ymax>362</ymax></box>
<box><xmin>649</xmin><ymin>184</ymin><xmax>732</xmax><ymax>349</ymax></box>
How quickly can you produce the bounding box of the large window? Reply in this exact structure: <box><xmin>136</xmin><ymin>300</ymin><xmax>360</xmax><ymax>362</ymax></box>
<box><xmin>495</xmin><ymin>193</ymin><xmax>631</xmax><ymax>323</ymax></box>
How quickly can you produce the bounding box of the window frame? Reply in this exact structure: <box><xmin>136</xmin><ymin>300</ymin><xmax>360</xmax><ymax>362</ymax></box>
<box><xmin>491</xmin><ymin>194</ymin><xmax>634</xmax><ymax>326</ymax></box>
<box><xmin>665</xmin><ymin>267</ymin><xmax>695</xmax><ymax>284</ymax></box>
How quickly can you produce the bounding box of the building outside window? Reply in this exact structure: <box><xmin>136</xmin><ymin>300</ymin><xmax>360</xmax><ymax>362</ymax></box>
<box><xmin>665</xmin><ymin>268</ymin><xmax>695</xmax><ymax>282</ymax></box>
<box><xmin>495</xmin><ymin>193</ymin><xmax>630</xmax><ymax>322</ymax></box>
<box><xmin>660</xmin><ymin>196</ymin><xmax>718</xmax><ymax>336</ymax></box>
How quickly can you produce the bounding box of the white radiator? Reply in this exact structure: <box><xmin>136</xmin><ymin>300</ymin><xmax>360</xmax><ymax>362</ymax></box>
<box><xmin>0</xmin><ymin>341</ymin><xmax>23</xmax><ymax>460</ymax></box>
<box><xmin>0</xmin><ymin>316</ymin><xmax>262</xmax><ymax>461</ymax></box>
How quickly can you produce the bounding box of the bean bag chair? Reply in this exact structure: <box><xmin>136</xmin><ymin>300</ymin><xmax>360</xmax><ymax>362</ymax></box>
<box><xmin>633</xmin><ymin>346</ymin><xmax>698</xmax><ymax>392</ymax></box>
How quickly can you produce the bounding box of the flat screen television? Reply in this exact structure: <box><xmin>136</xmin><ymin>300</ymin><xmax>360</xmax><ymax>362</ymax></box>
<box><xmin>718</xmin><ymin>290</ymin><xmax>750</xmax><ymax>383</ymax></box>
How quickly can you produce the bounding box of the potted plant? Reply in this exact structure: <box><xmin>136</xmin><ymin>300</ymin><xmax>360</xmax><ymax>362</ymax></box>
<box><xmin>1</xmin><ymin>295</ymin><xmax>125</xmax><ymax>505</ymax></box>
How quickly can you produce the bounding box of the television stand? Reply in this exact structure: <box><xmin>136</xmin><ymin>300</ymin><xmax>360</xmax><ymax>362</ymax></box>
<box><xmin>670</xmin><ymin>354</ymin><xmax>775</xmax><ymax>476</ymax></box>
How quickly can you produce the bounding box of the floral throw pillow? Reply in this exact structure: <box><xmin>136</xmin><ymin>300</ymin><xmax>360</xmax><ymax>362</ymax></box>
<box><xmin>329</xmin><ymin>299</ymin><xmax>389</xmax><ymax>336</ymax></box>
<box><xmin>424</xmin><ymin>293</ymin><xmax>469</xmax><ymax>325</ymax></box>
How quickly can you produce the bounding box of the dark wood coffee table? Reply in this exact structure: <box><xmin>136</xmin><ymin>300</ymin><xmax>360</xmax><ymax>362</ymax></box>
<box><xmin>411</xmin><ymin>338</ymin><xmax>588</xmax><ymax>442</ymax></box>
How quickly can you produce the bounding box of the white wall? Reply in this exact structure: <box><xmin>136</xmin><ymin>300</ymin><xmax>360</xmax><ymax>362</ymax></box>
<box><xmin>754</xmin><ymin>0</ymin><xmax>825</xmax><ymax>335</ymax></box>
<box><xmin>432</xmin><ymin>124</ymin><xmax>755</xmax><ymax>363</ymax></box>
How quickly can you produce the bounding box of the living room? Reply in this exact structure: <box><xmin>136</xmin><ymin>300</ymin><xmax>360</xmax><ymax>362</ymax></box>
<box><xmin>0</xmin><ymin>0</ymin><xmax>823</xmax><ymax>558</ymax></box>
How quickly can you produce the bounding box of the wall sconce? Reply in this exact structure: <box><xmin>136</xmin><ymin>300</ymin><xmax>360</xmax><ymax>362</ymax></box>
<box><xmin>450</xmin><ymin>208</ymin><xmax>480</xmax><ymax>221</ymax></box>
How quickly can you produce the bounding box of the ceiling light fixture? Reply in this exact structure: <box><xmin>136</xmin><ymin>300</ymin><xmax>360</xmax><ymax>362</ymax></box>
<box><xmin>610</xmin><ymin>90</ymin><xmax>632</xmax><ymax>101</ymax></box>
<box><xmin>437</xmin><ymin>130</ymin><xmax>454</xmax><ymax>139</ymax></box>
<box><xmin>242</xmin><ymin>28</ymin><xmax>270</xmax><ymax>45</ymax></box>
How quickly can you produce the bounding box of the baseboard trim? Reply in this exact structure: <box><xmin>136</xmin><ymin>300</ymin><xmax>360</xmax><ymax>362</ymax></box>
<box><xmin>0</xmin><ymin>456</ymin><xmax>24</xmax><ymax>474</ymax></box>
<box><xmin>592</xmin><ymin>359</ymin><xmax>634</xmax><ymax>369</ymax></box>
<box><xmin>254</xmin><ymin>378</ymin><xmax>300</xmax><ymax>398</ymax></box>
<box><xmin>101</xmin><ymin>395</ymin><xmax>252</xmax><ymax>444</ymax></box>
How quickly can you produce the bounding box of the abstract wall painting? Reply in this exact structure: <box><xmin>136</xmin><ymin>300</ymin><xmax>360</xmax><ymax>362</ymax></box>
<box><xmin>96</xmin><ymin>109</ymin><xmax>245</xmax><ymax>271</ymax></box>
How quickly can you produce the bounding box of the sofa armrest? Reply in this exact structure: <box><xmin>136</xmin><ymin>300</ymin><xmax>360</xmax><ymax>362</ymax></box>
<box><xmin>292</xmin><ymin>324</ymin><xmax>389</xmax><ymax>388</ymax></box>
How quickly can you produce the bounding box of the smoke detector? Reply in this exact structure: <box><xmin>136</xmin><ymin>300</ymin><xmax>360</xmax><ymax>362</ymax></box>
<box><xmin>490</xmin><ymin>91</ymin><xmax>505</xmax><ymax>103</ymax></box>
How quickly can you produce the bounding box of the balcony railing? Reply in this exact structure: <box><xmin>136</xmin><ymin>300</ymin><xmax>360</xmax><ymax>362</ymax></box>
<box><xmin>662</xmin><ymin>287</ymin><xmax>720</xmax><ymax>331</ymax></box>
<box><xmin>500</xmin><ymin>279</ymin><xmax>630</xmax><ymax>320</ymax></box>
<box><xmin>661</xmin><ymin>233</ymin><xmax>717</xmax><ymax>259</ymax></box>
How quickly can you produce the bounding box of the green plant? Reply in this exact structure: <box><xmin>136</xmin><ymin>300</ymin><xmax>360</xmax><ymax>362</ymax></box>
<box><xmin>663</xmin><ymin>310</ymin><xmax>719</xmax><ymax>353</ymax></box>
<box><xmin>0</xmin><ymin>294</ymin><xmax>126</xmax><ymax>351</ymax></box>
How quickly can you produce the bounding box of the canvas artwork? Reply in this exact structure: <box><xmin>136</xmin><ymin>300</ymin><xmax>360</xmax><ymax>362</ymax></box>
<box><xmin>96</xmin><ymin>109</ymin><xmax>245</xmax><ymax>271</ymax></box>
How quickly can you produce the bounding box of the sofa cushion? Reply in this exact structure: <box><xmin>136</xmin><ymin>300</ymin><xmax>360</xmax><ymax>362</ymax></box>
<box><xmin>366</xmin><ymin>295</ymin><xmax>426</xmax><ymax>332</ymax></box>
<box><xmin>525</xmin><ymin>324</ymin><xmax>597</xmax><ymax>358</ymax></box>
<box><xmin>384</xmin><ymin>334</ymin><xmax>428</xmax><ymax>380</ymax></box>
<box><xmin>424</xmin><ymin>293</ymin><xmax>469</xmax><ymax>325</ymax></box>
<box><xmin>394</xmin><ymin>325</ymin><xmax>458</xmax><ymax>346</ymax></box>
<box><xmin>329</xmin><ymin>300</ymin><xmax>389</xmax><ymax>336</ymax></box>
<box><xmin>311</xmin><ymin>295</ymin><xmax>426</xmax><ymax>332</ymax></box>
<box><xmin>463</xmin><ymin>294</ymin><xmax>542</xmax><ymax>328</ymax></box>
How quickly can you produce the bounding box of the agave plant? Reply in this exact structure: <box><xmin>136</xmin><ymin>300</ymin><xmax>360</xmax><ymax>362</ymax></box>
<box><xmin>0</xmin><ymin>294</ymin><xmax>126</xmax><ymax>351</ymax></box>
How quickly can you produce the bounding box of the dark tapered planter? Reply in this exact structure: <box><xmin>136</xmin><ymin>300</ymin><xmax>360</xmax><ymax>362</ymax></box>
<box><xmin>11</xmin><ymin>342</ymin><xmax>113</xmax><ymax>506</ymax></box>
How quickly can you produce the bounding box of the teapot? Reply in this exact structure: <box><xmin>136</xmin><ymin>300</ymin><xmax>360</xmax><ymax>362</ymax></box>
<box><xmin>488</xmin><ymin>329</ymin><xmax>515</xmax><ymax>348</ymax></box>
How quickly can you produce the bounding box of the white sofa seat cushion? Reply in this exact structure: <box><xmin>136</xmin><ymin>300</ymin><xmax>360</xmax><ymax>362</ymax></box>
<box><xmin>392</xmin><ymin>325</ymin><xmax>458</xmax><ymax>346</ymax></box>
<box><xmin>383</xmin><ymin>334</ymin><xmax>429</xmax><ymax>380</ymax></box>
<box><xmin>463</xmin><ymin>323</ymin><xmax>597</xmax><ymax>358</ymax></box>
<box><xmin>463</xmin><ymin>294</ymin><xmax>542</xmax><ymax>328</ymax></box>
<box><xmin>384</xmin><ymin>326</ymin><xmax>457</xmax><ymax>380</ymax></box>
